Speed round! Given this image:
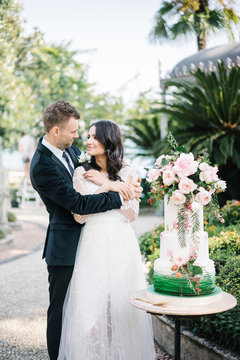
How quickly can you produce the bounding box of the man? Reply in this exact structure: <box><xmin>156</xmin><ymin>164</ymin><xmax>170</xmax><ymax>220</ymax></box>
<box><xmin>30</xmin><ymin>100</ymin><xmax>140</xmax><ymax>360</ymax></box>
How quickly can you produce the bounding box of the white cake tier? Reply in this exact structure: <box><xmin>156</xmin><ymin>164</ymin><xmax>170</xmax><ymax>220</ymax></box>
<box><xmin>164</xmin><ymin>196</ymin><xmax>204</xmax><ymax>232</ymax></box>
<box><xmin>157</xmin><ymin>230</ymin><xmax>212</xmax><ymax>273</ymax></box>
<box><xmin>154</xmin><ymin>257</ymin><xmax>215</xmax><ymax>276</ymax></box>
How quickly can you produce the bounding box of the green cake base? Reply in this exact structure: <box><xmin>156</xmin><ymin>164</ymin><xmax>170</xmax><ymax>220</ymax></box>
<box><xmin>153</xmin><ymin>273</ymin><xmax>216</xmax><ymax>296</ymax></box>
<box><xmin>147</xmin><ymin>284</ymin><xmax>223</xmax><ymax>305</ymax></box>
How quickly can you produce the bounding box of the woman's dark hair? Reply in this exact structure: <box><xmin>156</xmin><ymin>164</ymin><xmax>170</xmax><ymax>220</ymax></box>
<box><xmin>83</xmin><ymin>120</ymin><xmax>124</xmax><ymax>181</ymax></box>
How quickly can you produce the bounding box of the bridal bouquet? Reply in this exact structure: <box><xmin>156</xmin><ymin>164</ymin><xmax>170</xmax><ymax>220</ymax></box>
<box><xmin>146</xmin><ymin>135</ymin><xmax>226</xmax><ymax>210</ymax></box>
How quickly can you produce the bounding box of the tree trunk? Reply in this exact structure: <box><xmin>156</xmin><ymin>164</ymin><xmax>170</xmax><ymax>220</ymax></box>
<box><xmin>197</xmin><ymin>33</ymin><xmax>207</xmax><ymax>50</ymax></box>
<box><xmin>196</xmin><ymin>0</ymin><xmax>209</xmax><ymax>51</ymax></box>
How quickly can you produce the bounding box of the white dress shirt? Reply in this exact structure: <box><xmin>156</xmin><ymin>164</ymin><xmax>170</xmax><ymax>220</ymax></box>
<box><xmin>42</xmin><ymin>136</ymin><xmax>74</xmax><ymax>175</ymax></box>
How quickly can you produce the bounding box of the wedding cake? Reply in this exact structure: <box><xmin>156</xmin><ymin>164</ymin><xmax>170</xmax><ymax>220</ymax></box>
<box><xmin>153</xmin><ymin>196</ymin><xmax>216</xmax><ymax>297</ymax></box>
<box><xmin>145</xmin><ymin>137</ymin><xmax>226</xmax><ymax>304</ymax></box>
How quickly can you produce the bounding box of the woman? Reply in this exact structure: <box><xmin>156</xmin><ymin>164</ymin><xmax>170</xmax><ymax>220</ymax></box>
<box><xmin>58</xmin><ymin>120</ymin><xmax>156</xmax><ymax>360</ymax></box>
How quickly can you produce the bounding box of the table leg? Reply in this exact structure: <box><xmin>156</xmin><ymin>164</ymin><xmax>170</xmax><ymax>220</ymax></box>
<box><xmin>174</xmin><ymin>319</ymin><xmax>181</xmax><ymax>360</ymax></box>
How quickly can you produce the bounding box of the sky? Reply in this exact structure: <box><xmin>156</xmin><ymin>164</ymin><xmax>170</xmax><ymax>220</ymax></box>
<box><xmin>19</xmin><ymin>0</ymin><xmax>240</xmax><ymax>103</ymax></box>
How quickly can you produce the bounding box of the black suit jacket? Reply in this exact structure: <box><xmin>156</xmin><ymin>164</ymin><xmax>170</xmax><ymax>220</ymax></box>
<box><xmin>30</xmin><ymin>138</ymin><xmax>122</xmax><ymax>266</ymax></box>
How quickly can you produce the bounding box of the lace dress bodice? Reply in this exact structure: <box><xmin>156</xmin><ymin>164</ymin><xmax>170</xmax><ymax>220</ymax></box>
<box><xmin>73</xmin><ymin>165</ymin><xmax>139</xmax><ymax>224</ymax></box>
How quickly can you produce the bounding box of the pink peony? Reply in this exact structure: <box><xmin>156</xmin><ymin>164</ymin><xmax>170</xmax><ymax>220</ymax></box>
<box><xmin>195</xmin><ymin>187</ymin><xmax>212</xmax><ymax>205</ymax></box>
<box><xmin>146</xmin><ymin>168</ymin><xmax>160</xmax><ymax>182</ymax></box>
<box><xmin>171</xmin><ymin>190</ymin><xmax>186</xmax><ymax>205</ymax></box>
<box><xmin>199</xmin><ymin>166</ymin><xmax>219</xmax><ymax>184</ymax></box>
<box><xmin>173</xmin><ymin>153</ymin><xmax>198</xmax><ymax>177</ymax></box>
<box><xmin>162</xmin><ymin>169</ymin><xmax>175</xmax><ymax>186</ymax></box>
<box><xmin>178</xmin><ymin>177</ymin><xmax>197</xmax><ymax>194</ymax></box>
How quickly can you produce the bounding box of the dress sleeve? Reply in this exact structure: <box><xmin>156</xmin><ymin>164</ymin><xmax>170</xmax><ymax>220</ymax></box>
<box><xmin>72</xmin><ymin>166</ymin><xmax>88</xmax><ymax>224</ymax></box>
<box><xmin>119</xmin><ymin>167</ymin><xmax>139</xmax><ymax>222</ymax></box>
<box><xmin>73</xmin><ymin>166</ymin><xmax>86</xmax><ymax>195</ymax></box>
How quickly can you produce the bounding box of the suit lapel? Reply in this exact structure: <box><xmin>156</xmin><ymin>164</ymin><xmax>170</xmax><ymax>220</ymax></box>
<box><xmin>51</xmin><ymin>154</ymin><xmax>72</xmax><ymax>180</ymax></box>
<box><xmin>37</xmin><ymin>138</ymin><xmax>72</xmax><ymax>181</ymax></box>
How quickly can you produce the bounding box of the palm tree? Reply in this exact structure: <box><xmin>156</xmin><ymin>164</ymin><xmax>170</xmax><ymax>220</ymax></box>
<box><xmin>125</xmin><ymin>116</ymin><xmax>162</xmax><ymax>158</ymax></box>
<box><xmin>160</xmin><ymin>61</ymin><xmax>240</xmax><ymax>203</ymax></box>
<box><xmin>150</xmin><ymin>0</ymin><xmax>240</xmax><ymax>50</ymax></box>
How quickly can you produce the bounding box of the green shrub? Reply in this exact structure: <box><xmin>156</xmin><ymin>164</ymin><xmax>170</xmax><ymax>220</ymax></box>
<box><xmin>209</xmin><ymin>230</ymin><xmax>240</xmax><ymax>273</ymax></box>
<box><xmin>204</xmin><ymin>200</ymin><xmax>240</xmax><ymax>227</ymax></box>
<box><xmin>215</xmin><ymin>255</ymin><xmax>240</xmax><ymax>302</ymax></box>
<box><xmin>221</xmin><ymin>200</ymin><xmax>240</xmax><ymax>226</ymax></box>
<box><xmin>139</xmin><ymin>225</ymin><xmax>162</xmax><ymax>260</ymax></box>
<box><xmin>0</xmin><ymin>229</ymin><xmax>5</xmax><ymax>239</ymax></box>
<box><xmin>147</xmin><ymin>247</ymin><xmax>159</xmax><ymax>285</ymax></box>
<box><xmin>7</xmin><ymin>211</ymin><xmax>17</xmax><ymax>222</ymax></box>
<box><xmin>185</xmin><ymin>305</ymin><xmax>240</xmax><ymax>352</ymax></box>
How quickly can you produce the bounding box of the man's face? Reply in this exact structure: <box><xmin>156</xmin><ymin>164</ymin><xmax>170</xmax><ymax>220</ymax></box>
<box><xmin>57</xmin><ymin>117</ymin><xmax>79</xmax><ymax>149</ymax></box>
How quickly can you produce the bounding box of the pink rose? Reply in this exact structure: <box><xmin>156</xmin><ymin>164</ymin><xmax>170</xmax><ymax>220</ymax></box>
<box><xmin>162</xmin><ymin>169</ymin><xmax>175</xmax><ymax>186</ymax></box>
<box><xmin>178</xmin><ymin>177</ymin><xmax>197</xmax><ymax>194</ymax></box>
<box><xmin>146</xmin><ymin>168</ymin><xmax>160</xmax><ymax>182</ymax></box>
<box><xmin>195</xmin><ymin>187</ymin><xmax>212</xmax><ymax>205</ymax></box>
<box><xmin>173</xmin><ymin>153</ymin><xmax>198</xmax><ymax>177</ymax></box>
<box><xmin>171</xmin><ymin>264</ymin><xmax>178</xmax><ymax>271</ymax></box>
<box><xmin>199</xmin><ymin>166</ymin><xmax>218</xmax><ymax>184</ymax></box>
<box><xmin>171</xmin><ymin>190</ymin><xmax>186</xmax><ymax>205</ymax></box>
<box><xmin>175</xmin><ymin>256</ymin><xmax>185</xmax><ymax>266</ymax></box>
<box><xmin>176</xmin><ymin>272</ymin><xmax>183</xmax><ymax>278</ymax></box>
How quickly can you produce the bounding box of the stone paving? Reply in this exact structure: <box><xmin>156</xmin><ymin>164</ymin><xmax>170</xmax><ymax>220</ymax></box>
<box><xmin>0</xmin><ymin>205</ymin><xmax>171</xmax><ymax>360</ymax></box>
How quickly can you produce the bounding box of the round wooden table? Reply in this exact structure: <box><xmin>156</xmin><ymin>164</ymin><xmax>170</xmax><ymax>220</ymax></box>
<box><xmin>130</xmin><ymin>288</ymin><xmax>237</xmax><ymax>360</ymax></box>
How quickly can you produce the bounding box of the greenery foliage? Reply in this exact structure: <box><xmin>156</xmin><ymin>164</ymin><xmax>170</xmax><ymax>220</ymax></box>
<box><xmin>7</xmin><ymin>211</ymin><xmax>17</xmax><ymax>222</ymax></box>
<box><xmin>0</xmin><ymin>0</ymin><xmax>126</xmax><ymax>149</ymax></box>
<box><xmin>160</xmin><ymin>61</ymin><xmax>240</xmax><ymax>204</ymax></box>
<box><xmin>0</xmin><ymin>229</ymin><xmax>5</xmax><ymax>240</ymax></box>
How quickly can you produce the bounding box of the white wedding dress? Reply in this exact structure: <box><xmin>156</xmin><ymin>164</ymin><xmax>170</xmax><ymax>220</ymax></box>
<box><xmin>58</xmin><ymin>166</ymin><xmax>156</xmax><ymax>360</ymax></box>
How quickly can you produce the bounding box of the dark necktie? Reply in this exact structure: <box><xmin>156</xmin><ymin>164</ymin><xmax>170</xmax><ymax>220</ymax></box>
<box><xmin>62</xmin><ymin>150</ymin><xmax>74</xmax><ymax>176</ymax></box>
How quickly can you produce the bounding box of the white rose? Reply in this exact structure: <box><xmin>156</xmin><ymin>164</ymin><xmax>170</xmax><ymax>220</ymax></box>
<box><xmin>178</xmin><ymin>177</ymin><xmax>197</xmax><ymax>194</ymax></box>
<box><xmin>200</xmin><ymin>166</ymin><xmax>219</xmax><ymax>184</ymax></box>
<box><xmin>199</xmin><ymin>162</ymin><xmax>209</xmax><ymax>171</ymax></box>
<box><xmin>195</xmin><ymin>187</ymin><xmax>212</xmax><ymax>205</ymax></box>
<box><xmin>171</xmin><ymin>190</ymin><xmax>186</xmax><ymax>205</ymax></box>
<box><xmin>155</xmin><ymin>155</ymin><xmax>165</xmax><ymax>167</ymax></box>
<box><xmin>199</xmin><ymin>171</ymin><xmax>205</xmax><ymax>182</ymax></box>
<box><xmin>215</xmin><ymin>180</ymin><xmax>227</xmax><ymax>191</ymax></box>
<box><xmin>162</xmin><ymin>170</ymin><xmax>175</xmax><ymax>186</ymax></box>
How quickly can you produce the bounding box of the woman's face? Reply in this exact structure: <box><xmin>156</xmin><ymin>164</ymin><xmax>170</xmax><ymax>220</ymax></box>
<box><xmin>86</xmin><ymin>126</ymin><xmax>105</xmax><ymax>157</ymax></box>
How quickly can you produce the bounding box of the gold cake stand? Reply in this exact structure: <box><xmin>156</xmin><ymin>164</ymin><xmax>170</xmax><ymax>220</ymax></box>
<box><xmin>130</xmin><ymin>288</ymin><xmax>237</xmax><ymax>360</ymax></box>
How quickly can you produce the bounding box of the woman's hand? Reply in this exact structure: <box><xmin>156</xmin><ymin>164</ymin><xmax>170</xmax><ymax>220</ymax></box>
<box><xmin>82</xmin><ymin>169</ymin><xmax>107</xmax><ymax>185</ymax></box>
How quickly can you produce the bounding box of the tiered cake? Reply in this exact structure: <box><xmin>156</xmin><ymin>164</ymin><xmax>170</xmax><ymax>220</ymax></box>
<box><xmin>147</xmin><ymin>197</ymin><xmax>222</xmax><ymax>304</ymax></box>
